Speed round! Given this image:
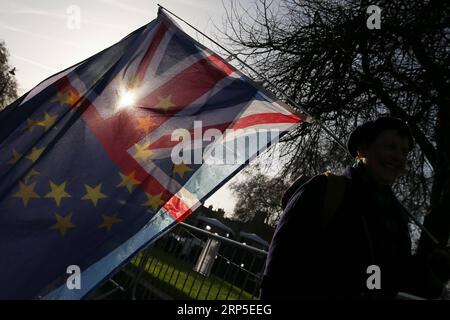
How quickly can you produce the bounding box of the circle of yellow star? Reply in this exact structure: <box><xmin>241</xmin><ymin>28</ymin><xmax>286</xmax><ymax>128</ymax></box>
<box><xmin>55</xmin><ymin>89</ymin><xmax>79</xmax><ymax>106</ymax></box>
<box><xmin>173</xmin><ymin>163</ymin><xmax>193</xmax><ymax>178</ymax></box>
<box><xmin>13</xmin><ymin>181</ymin><xmax>40</xmax><ymax>207</ymax></box>
<box><xmin>117</xmin><ymin>171</ymin><xmax>141</xmax><ymax>193</ymax></box>
<box><xmin>81</xmin><ymin>183</ymin><xmax>108</xmax><ymax>207</ymax></box>
<box><xmin>50</xmin><ymin>213</ymin><xmax>76</xmax><ymax>237</ymax></box>
<box><xmin>45</xmin><ymin>181</ymin><xmax>71</xmax><ymax>206</ymax></box>
<box><xmin>98</xmin><ymin>213</ymin><xmax>122</xmax><ymax>231</ymax></box>
<box><xmin>37</xmin><ymin>113</ymin><xmax>58</xmax><ymax>131</ymax></box>
<box><xmin>157</xmin><ymin>95</ymin><xmax>176</xmax><ymax>111</ymax></box>
<box><xmin>26</xmin><ymin>113</ymin><xmax>57</xmax><ymax>132</ymax></box>
<box><xmin>27</xmin><ymin>118</ymin><xmax>39</xmax><ymax>132</ymax></box>
<box><xmin>26</xmin><ymin>146</ymin><xmax>45</xmax><ymax>163</ymax></box>
<box><xmin>142</xmin><ymin>192</ymin><xmax>165</xmax><ymax>210</ymax></box>
<box><xmin>136</xmin><ymin>117</ymin><xmax>156</xmax><ymax>134</ymax></box>
<box><xmin>8</xmin><ymin>149</ymin><xmax>22</xmax><ymax>164</ymax></box>
<box><xmin>134</xmin><ymin>143</ymin><xmax>154</xmax><ymax>161</ymax></box>
<box><xmin>24</xmin><ymin>169</ymin><xmax>40</xmax><ymax>184</ymax></box>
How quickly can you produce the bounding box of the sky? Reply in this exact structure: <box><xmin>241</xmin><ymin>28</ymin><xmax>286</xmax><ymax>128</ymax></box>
<box><xmin>0</xmin><ymin>0</ymin><xmax>267</xmax><ymax>216</ymax></box>
<box><xmin>0</xmin><ymin>0</ymin><xmax>234</xmax><ymax>93</ymax></box>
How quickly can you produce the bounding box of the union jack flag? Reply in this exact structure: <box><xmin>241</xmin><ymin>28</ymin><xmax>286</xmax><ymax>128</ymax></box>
<box><xmin>0</xmin><ymin>10</ymin><xmax>301</xmax><ymax>299</ymax></box>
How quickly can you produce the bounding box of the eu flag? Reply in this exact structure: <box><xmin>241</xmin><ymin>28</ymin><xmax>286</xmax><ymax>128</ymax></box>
<box><xmin>0</xmin><ymin>10</ymin><xmax>301</xmax><ymax>299</ymax></box>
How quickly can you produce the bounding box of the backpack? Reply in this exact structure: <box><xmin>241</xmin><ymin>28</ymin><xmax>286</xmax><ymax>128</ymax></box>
<box><xmin>281</xmin><ymin>172</ymin><xmax>346</xmax><ymax>227</ymax></box>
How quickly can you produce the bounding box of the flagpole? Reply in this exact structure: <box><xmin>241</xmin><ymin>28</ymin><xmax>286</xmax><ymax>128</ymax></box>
<box><xmin>157</xmin><ymin>5</ymin><xmax>441</xmax><ymax>247</ymax></box>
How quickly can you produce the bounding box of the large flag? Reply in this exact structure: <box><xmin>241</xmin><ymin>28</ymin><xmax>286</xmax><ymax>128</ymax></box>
<box><xmin>0</xmin><ymin>10</ymin><xmax>301</xmax><ymax>299</ymax></box>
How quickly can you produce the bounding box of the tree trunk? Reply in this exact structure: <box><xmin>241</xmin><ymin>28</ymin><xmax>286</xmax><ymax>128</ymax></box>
<box><xmin>418</xmin><ymin>106</ymin><xmax>450</xmax><ymax>254</ymax></box>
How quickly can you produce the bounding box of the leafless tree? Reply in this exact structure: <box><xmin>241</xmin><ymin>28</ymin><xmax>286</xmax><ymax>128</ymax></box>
<box><xmin>0</xmin><ymin>41</ymin><xmax>18</xmax><ymax>110</ymax></box>
<box><xmin>222</xmin><ymin>0</ymin><xmax>450</xmax><ymax>254</ymax></box>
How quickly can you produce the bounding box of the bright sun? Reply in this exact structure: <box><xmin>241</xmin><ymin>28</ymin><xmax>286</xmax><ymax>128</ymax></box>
<box><xmin>118</xmin><ymin>90</ymin><xmax>136</xmax><ymax>109</ymax></box>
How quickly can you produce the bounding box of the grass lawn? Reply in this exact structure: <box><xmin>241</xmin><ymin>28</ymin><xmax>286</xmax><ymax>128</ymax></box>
<box><xmin>131</xmin><ymin>248</ymin><xmax>256</xmax><ymax>300</ymax></box>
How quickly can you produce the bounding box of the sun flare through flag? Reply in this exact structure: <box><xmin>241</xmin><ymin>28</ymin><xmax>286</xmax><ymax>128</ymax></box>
<box><xmin>0</xmin><ymin>10</ymin><xmax>302</xmax><ymax>299</ymax></box>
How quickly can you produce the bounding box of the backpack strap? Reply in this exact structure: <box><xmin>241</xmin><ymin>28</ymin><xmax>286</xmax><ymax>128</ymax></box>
<box><xmin>322</xmin><ymin>172</ymin><xmax>346</xmax><ymax>228</ymax></box>
<box><xmin>281</xmin><ymin>175</ymin><xmax>312</xmax><ymax>209</ymax></box>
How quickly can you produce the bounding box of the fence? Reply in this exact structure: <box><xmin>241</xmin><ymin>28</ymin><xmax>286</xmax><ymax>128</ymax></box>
<box><xmin>90</xmin><ymin>222</ymin><xmax>268</xmax><ymax>300</ymax></box>
<box><xmin>89</xmin><ymin>222</ymin><xmax>436</xmax><ymax>300</ymax></box>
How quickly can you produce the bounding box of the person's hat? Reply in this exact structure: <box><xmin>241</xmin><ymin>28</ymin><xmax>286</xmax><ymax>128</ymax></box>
<box><xmin>347</xmin><ymin>117</ymin><xmax>414</xmax><ymax>158</ymax></box>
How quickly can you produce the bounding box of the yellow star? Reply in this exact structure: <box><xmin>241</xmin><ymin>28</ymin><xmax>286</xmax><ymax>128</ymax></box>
<box><xmin>136</xmin><ymin>117</ymin><xmax>155</xmax><ymax>134</ymax></box>
<box><xmin>98</xmin><ymin>213</ymin><xmax>122</xmax><ymax>231</ymax></box>
<box><xmin>55</xmin><ymin>90</ymin><xmax>79</xmax><ymax>106</ymax></box>
<box><xmin>55</xmin><ymin>91</ymin><xmax>69</xmax><ymax>105</ymax></box>
<box><xmin>126</xmin><ymin>77</ymin><xmax>139</xmax><ymax>90</ymax></box>
<box><xmin>50</xmin><ymin>213</ymin><xmax>76</xmax><ymax>237</ymax></box>
<box><xmin>24</xmin><ymin>169</ymin><xmax>40</xmax><ymax>184</ymax></box>
<box><xmin>157</xmin><ymin>95</ymin><xmax>176</xmax><ymax>111</ymax></box>
<box><xmin>142</xmin><ymin>192</ymin><xmax>165</xmax><ymax>209</ymax></box>
<box><xmin>13</xmin><ymin>181</ymin><xmax>40</xmax><ymax>207</ymax></box>
<box><xmin>45</xmin><ymin>181</ymin><xmax>71</xmax><ymax>206</ymax></box>
<box><xmin>67</xmin><ymin>91</ymin><xmax>80</xmax><ymax>106</ymax></box>
<box><xmin>36</xmin><ymin>113</ymin><xmax>57</xmax><ymax>131</ymax></box>
<box><xmin>134</xmin><ymin>143</ymin><xmax>153</xmax><ymax>161</ymax></box>
<box><xmin>81</xmin><ymin>183</ymin><xmax>107</xmax><ymax>207</ymax></box>
<box><xmin>173</xmin><ymin>163</ymin><xmax>193</xmax><ymax>178</ymax></box>
<box><xmin>26</xmin><ymin>146</ymin><xmax>45</xmax><ymax>163</ymax></box>
<box><xmin>7</xmin><ymin>149</ymin><xmax>22</xmax><ymax>164</ymax></box>
<box><xmin>117</xmin><ymin>171</ymin><xmax>141</xmax><ymax>193</ymax></box>
<box><xmin>27</xmin><ymin>118</ymin><xmax>40</xmax><ymax>131</ymax></box>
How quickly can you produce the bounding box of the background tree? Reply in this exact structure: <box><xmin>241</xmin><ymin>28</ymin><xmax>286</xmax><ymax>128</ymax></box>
<box><xmin>230</xmin><ymin>168</ymin><xmax>288</xmax><ymax>226</ymax></box>
<box><xmin>223</xmin><ymin>0</ymin><xmax>449</xmax><ymax>253</ymax></box>
<box><xmin>0</xmin><ymin>40</ymin><xmax>18</xmax><ymax>110</ymax></box>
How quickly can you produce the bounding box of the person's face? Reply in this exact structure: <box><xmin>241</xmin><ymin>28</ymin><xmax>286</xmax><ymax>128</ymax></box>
<box><xmin>357</xmin><ymin>129</ymin><xmax>410</xmax><ymax>186</ymax></box>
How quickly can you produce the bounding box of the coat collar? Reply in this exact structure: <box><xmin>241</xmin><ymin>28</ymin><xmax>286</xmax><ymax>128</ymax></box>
<box><xmin>343</xmin><ymin>162</ymin><xmax>393</xmax><ymax>193</ymax></box>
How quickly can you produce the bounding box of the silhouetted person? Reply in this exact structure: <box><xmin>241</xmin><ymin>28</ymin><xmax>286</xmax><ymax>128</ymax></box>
<box><xmin>260</xmin><ymin>117</ymin><xmax>450</xmax><ymax>300</ymax></box>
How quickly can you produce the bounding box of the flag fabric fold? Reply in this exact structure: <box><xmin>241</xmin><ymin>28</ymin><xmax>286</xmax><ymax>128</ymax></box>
<box><xmin>0</xmin><ymin>10</ymin><xmax>301</xmax><ymax>299</ymax></box>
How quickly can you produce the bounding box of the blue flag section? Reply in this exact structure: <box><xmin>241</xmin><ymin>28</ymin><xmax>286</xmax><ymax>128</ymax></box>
<box><xmin>0</xmin><ymin>10</ymin><xmax>301</xmax><ymax>299</ymax></box>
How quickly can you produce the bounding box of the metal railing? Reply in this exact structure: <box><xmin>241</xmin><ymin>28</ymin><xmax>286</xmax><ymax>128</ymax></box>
<box><xmin>90</xmin><ymin>222</ymin><xmax>268</xmax><ymax>300</ymax></box>
<box><xmin>90</xmin><ymin>222</ymin><xmax>444</xmax><ymax>300</ymax></box>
